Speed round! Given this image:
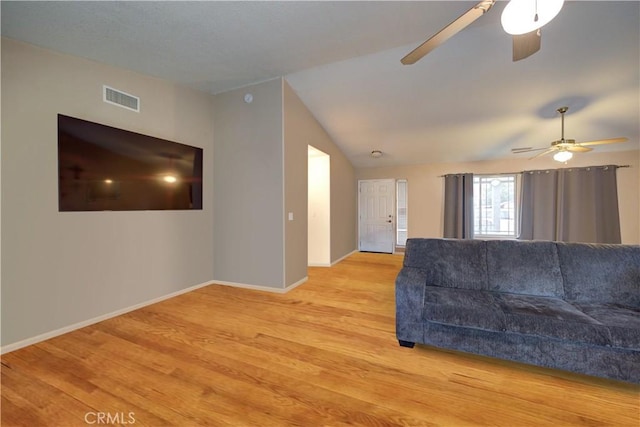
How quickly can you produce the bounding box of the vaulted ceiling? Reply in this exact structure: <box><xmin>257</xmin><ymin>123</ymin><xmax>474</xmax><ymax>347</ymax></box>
<box><xmin>3</xmin><ymin>1</ymin><xmax>638</xmax><ymax>168</ymax></box>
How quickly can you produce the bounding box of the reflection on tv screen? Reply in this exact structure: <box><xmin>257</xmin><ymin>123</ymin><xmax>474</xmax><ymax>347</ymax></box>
<box><xmin>58</xmin><ymin>114</ymin><xmax>203</xmax><ymax>211</ymax></box>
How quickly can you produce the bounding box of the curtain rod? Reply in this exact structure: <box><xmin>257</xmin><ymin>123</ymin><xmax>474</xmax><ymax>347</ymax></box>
<box><xmin>439</xmin><ymin>165</ymin><xmax>630</xmax><ymax>178</ymax></box>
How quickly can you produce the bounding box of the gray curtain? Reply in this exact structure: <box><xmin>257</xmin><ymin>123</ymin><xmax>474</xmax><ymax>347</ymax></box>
<box><xmin>443</xmin><ymin>173</ymin><xmax>474</xmax><ymax>239</ymax></box>
<box><xmin>519</xmin><ymin>165</ymin><xmax>621</xmax><ymax>243</ymax></box>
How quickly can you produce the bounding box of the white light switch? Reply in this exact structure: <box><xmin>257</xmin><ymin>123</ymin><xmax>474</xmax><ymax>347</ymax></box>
<box><xmin>288</xmin><ymin>212</ymin><xmax>294</xmax><ymax>221</ymax></box>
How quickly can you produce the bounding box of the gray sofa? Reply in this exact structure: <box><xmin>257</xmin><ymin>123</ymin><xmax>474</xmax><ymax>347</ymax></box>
<box><xmin>396</xmin><ymin>238</ymin><xmax>640</xmax><ymax>383</ymax></box>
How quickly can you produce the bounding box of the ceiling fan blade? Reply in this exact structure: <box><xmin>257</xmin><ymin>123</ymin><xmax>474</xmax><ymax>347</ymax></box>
<box><xmin>529</xmin><ymin>148</ymin><xmax>557</xmax><ymax>160</ymax></box>
<box><xmin>513</xmin><ymin>30</ymin><xmax>541</xmax><ymax>62</ymax></box>
<box><xmin>401</xmin><ymin>0</ymin><xmax>495</xmax><ymax>65</ymax></box>
<box><xmin>566</xmin><ymin>145</ymin><xmax>593</xmax><ymax>153</ymax></box>
<box><xmin>578</xmin><ymin>137</ymin><xmax>628</xmax><ymax>146</ymax></box>
<box><xmin>512</xmin><ymin>147</ymin><xmax>549</xmax><ymax>153</ymax></box>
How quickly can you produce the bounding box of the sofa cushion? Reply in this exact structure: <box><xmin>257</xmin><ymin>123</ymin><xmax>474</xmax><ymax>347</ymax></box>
<box><xmin>404</xmin><ymin>238</ymin><xmax>488</xmax><ymax>290</ymax></box>
<box><xmin>486</xmin><ymin>240</ymin><xmax>564</xmax><ymax>297</ymax></box>
<box><xmin>496</xmin><ymin>294</ymin><xmax>611</xmax><ymax>347</ymax></box>
<box><xmin>422</xmin><ymin>286</ymin><xmax>505</xmax><ymax>330</ymax></box>
<box><xmin>556</xmin><ymin>242</ymin><xmax>640</xmax><ymax>307</ymax></box>
<box><xmin>576</xmin><ymin>303</ymin><xmax>640</xmax><ymax>349</ymax></box>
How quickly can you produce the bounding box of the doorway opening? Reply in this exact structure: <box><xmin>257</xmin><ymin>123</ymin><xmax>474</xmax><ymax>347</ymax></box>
<box><xmin>308</xmin><ymin>146</ymin><xmax>330</xmax><ymax>266</ymax></box>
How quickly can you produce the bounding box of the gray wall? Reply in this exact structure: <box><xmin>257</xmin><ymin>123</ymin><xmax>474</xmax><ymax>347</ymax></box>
<box><xmin>1</xmin><ymin>38</ymin><xmax>215</xmax><ymax>346</ymax></box>
<box><xmin>284</xmin><ymin>81</ymin><xmax>357</xmax><ymax>263</ymax></box>
<box><xmin>283</xmin><ymin>82</ymin><xmax>309</xmax><ymax>285</ymax></box>
<box><xmin>1</xmin><ymin>40</ymin><xmax>359</xmax><ymax>349</ymax></box>
<box><xmin>212</xmin><ymin>79</ymin><xmax>285</xmax><ymax>288</ymax></box>
<box><xmin>212</xmin><ymin>79</ymin><xmax>358</xmax><ymax>290</ymax></box>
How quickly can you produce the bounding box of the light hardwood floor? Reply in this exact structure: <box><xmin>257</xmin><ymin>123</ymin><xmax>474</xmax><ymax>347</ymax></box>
<box><xmin>2</xmin><ymin>252</ymin><xmax>638</xmax><ymax>426</ymax></box>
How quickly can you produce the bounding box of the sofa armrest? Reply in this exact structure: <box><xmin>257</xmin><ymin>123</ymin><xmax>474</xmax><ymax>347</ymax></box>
<box><xmin>395</xmin><ymin>267</ymin><xmax>427</xmax><ymax>343</ymax></box>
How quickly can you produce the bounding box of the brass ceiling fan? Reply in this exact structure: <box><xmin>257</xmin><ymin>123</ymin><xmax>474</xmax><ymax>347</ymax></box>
<box><xmin>401</xmin><ymin>0</ymin><xmax>565</xmax><ymax>65</ymax></box>
<box><xmin>511</xmin><ymin>107</ymin><xmax>628</xmax><ymax>162</ymax></box>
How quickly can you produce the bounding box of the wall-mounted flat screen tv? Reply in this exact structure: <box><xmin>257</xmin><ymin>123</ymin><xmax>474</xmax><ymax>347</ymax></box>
<box><xmin>58</xmin><ymin>114</ymin><xmax>203</xmax><ymax>211</ymax></box>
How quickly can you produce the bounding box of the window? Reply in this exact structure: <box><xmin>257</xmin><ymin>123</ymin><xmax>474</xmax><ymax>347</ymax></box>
<box><xmin>473</xmin><ymin>174</ymin><xmax>518</xmax><ymax>238</ymax></box>
<box><xmin>396</xmin><ymin>180</ymin><xmax>408</xmax><ymax>246</ymax></box>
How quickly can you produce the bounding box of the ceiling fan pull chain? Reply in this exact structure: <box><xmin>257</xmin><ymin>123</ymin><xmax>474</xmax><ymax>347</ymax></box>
<box><xmin>534</xmin><ymin>0</ymin><xmax>539</xmax><ymax>22</ymax></box>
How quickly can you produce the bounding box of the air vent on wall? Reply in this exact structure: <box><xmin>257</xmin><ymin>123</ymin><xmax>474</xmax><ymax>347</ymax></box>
<box><xmin>103</xmin><ymin>85</ymin><xmax>140</xmax><ymax>112</ymax></box>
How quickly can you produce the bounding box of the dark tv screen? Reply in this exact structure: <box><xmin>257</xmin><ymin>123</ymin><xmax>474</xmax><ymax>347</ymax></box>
<box><xmin>58</xmin><ymin>114</ymin><xmax>203</xmax><ymax>211</ymax></box>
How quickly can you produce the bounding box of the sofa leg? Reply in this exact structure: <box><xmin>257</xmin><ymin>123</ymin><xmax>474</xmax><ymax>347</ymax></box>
<box><xmin>398</xmin><ymin>340</ymin><xmax>415</xmax><ymax>348</ymax></box>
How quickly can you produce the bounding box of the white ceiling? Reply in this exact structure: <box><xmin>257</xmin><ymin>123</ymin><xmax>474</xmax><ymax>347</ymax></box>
<box><xmin>3</xmin><ymin>1</ymin><xmax>639</xmax><ymax>168</ymax></box>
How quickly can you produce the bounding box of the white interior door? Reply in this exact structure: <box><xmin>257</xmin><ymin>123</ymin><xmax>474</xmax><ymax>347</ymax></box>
<box><xmin>358</xmin><ymin>179</ymin><xmax>395</xmax><ymax>253</ymax></box>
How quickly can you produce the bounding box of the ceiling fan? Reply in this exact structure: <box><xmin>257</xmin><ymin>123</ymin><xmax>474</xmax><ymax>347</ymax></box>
<box><xmin>401</xmin><ymin>0</ymin><xmax>564</xmax><ymax>65</ymax></box>
<box><xmin>511</xmin><ymin>107</ymin><xmax>629</xmax><ymax>162</ymax></box>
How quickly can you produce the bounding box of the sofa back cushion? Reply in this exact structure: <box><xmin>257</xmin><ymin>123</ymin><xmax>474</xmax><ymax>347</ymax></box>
<box><xmin>404</xmin><ymin>238</ymin><xmax>488</xmax><ymax>290</ymax></box>
<box><xmin>556</xmin><ymin>242</ymin><xmax>640</xmax><ymax>307</ymax></box>
<box><xmin>486</xmin><ymin>240</ymin><xmax>564</xmax><ymax>297</ymax></box>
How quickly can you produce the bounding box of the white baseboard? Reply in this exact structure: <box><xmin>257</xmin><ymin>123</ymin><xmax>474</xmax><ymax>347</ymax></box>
<box><xmin>309</xmin><ymin>249</ymin><xmax>358</xmax><ymax>267</ymax></box>
<box><xmin>212</xmin><ymin>276</ymin><xmax>308</xmax><ymax>294</ymax></box>
<box><xmin>308</xmin><ymin>262</ymin><xmax>332</xmax><ymax>267</ymax></box>
<box><xmin>1</xmin><ymin>275</ymin><xmax>313</xmax><ymax>355</ymax></box>
<box><xmin>331</xmin><ymin>249</ymin><xmax>358</xmax><ymax>266</ymax></box>
<box><xmin>285</xmin><ymin>276</ymin><xmax>308</xmax><ymax>292</ymax></box>
<box><xmin>1</xmin><ymin>279</ymin><xmax>214</xmax><ymax>355</ymax></box>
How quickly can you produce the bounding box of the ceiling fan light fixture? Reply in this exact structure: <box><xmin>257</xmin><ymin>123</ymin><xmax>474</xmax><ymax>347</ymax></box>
<box><xmin>553</xmin><ymin>150</ymin><xmax>573</xmax><ymax>162</ymax></box>
<box><xmin>501</xmin><ymin>0</ymin><xmax>564</xmax><ymax>35</ymax></box>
